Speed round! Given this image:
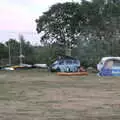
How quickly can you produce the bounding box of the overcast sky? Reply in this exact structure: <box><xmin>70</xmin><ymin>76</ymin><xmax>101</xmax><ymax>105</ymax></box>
<box><xmin>0</xmin><ymin>0</ymin><xmax>80</xmax><ymax>45</ymax></box>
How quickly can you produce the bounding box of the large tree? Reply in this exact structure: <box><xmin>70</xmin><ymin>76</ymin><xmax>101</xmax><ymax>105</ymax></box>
<box><xmin>36</xmin><ymin>2</ymin><xmax>81</xmax><ymax>55</ymax></box>
<box><xmin>35</xmin><ymin>0</ymin><xmax>120</xmax><ymax>67</ymax></box>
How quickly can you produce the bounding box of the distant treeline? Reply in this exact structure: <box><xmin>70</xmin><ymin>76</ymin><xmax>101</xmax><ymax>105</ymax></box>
<box><xmin>1</xmin><ymin>0</ymin><xmax>120</xmax><ymax>67</ymax></box>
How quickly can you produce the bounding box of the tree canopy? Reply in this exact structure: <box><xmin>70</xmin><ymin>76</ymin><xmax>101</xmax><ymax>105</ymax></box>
<box><xmin>36</xmin><ymin>0</ymin><xmax>120</xmax><ymax>67</ymax></box>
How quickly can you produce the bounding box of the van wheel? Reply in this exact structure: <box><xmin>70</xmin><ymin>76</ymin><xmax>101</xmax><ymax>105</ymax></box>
<box><xmin>56</xmin><ymin>67</ymin><xmax>61</xmax><ymax>72</ymax></box>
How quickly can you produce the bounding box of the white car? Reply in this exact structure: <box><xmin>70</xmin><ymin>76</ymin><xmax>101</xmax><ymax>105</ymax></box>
<box><xmin>20</xmin><ymin>64</ymin><xmax>32</xmax><ymax>68</ymax></box>
<box><xmin>34</xmin><ymin>64</ymin><xmax>48</xmax><ymax>68</ymax></box>
<box><xmin>3</xmin><ymin>67</ymin><xmax>14</xmax><ymax>71</ymax></box>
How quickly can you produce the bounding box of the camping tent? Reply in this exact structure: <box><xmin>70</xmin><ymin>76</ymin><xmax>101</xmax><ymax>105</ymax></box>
<box><xmin>98</xmin><ymin>57</ymin><xmax>120</xmax><ymax>76</ymax></box>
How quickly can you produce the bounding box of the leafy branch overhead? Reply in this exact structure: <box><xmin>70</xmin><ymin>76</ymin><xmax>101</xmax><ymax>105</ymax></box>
<box><xmin>36</xmin><ymin>2</ymin><xmax>81</xmax><ymax>46</ymax></box>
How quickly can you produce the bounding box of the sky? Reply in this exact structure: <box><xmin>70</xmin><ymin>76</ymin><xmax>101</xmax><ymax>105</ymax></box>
<box><xmin>0</xmin><ymin>0</ymin><xmax>80</xmax><ymax>45</ymax></box>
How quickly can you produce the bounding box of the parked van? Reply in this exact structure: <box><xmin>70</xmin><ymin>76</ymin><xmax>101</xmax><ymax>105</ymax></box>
<box><xmin>50</xmin><ymin>56</ymin><xmax>80</xmax><ymax>72</ymax></box>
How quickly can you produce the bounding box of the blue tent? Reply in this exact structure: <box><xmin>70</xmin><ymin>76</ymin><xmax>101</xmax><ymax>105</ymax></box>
<box><xmin>98</xmin><ymin>58</ymin><xmax>120</xmax><ymax>76</ymax></box>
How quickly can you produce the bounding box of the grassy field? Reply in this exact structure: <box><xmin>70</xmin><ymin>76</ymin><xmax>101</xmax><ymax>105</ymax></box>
<box><xmin>0</xmin><ymin>70</ymin><xmax>120</xmax><ymax>120</ymax></box>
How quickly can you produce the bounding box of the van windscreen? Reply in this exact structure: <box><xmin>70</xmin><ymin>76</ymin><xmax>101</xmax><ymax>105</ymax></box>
<box><xmin>66</xmin><ymin>60</ymin><xmax>72</xmax><ymax>64</ymax></box>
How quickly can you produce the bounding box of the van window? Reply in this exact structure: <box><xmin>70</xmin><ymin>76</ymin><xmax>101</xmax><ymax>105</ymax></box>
<box><xmin>66</xmin><ymin>60</ymin><xmax>72</xmax><ymax>64</ymax></box>
<box><xmin>73</xmin><ymin>60</ymin><xmax>78</xmax><ymax>64</ymax></box>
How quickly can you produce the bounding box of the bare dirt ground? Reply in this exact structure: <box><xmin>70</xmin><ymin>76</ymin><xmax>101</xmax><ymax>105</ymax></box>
<box><xmin>0</xmin><ymin>70</ymin><xmax>120</xmax><ymax>120</ymax></box>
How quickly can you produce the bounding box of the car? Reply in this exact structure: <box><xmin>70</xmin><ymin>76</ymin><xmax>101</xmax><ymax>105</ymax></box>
<box><xmin>33</xmin><ymin>64</ymin><xmax>48</xmax><ymax>68</ymax></box>
<box><xmin>50</xmin><ymin>56</ymin><xmax>80</xmax><ymax>72</ymax></box>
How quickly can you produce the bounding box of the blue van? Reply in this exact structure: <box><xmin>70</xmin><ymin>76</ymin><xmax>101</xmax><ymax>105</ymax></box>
<box><xmin>50</xmin><ymin>57</ymin><xmax>80</xmax><ymax>72</ymax></box>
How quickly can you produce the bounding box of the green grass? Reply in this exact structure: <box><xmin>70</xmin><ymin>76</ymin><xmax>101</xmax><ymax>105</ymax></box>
<box><xmin>0</xmin><ymin>70</ymin><xmax>119</xmax><ymax>120</ymax></box>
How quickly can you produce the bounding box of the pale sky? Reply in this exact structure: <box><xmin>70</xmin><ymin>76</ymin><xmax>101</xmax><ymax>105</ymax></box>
<box><xmin>0</xmin><ymin>0</ymin><xmax>80</xmax><ymax>45</ymax></box>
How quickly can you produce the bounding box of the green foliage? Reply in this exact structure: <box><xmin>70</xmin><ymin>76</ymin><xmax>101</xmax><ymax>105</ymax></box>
<box><xmin>0</xmin><ymin>43</ymin><xmax>8</xmax><ymax>59</ymax></box>
<box><xmin>1</xmin><ymin>0</ymin><xmax>120</xmax><ymax>67</ymax></box>
<box><xmin>6</xmin><ymin>39</ymin><xmax>20</xmax><ymax>56</ymax></box>
<box><xmin>36</xmin><ymin>2</ymin><xmax>81</xmax><ymax>56</ymax></box>
<box><xmin>35</xmin><ymin>0</ymin><xmax>120</xmax><ymax>67</ymax></box>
